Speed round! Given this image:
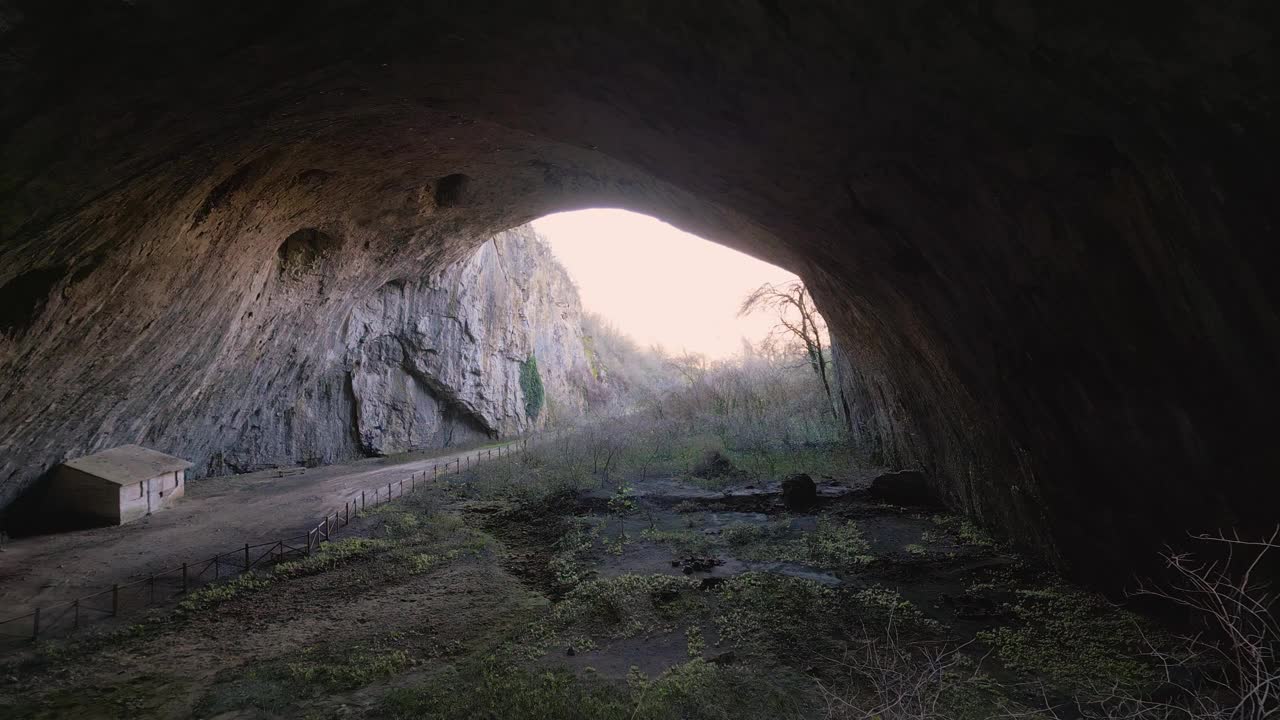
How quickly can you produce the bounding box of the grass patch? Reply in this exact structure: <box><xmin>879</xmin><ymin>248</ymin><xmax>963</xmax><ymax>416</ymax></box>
<box><xmin>931</xmin><ymin>514</ymin><xmax>997</xmax><ymax>547</ymax></box>
<box><xmin>640</xmin><ymin>527</ymin><xmax>716</xmax><ymax>556</ymax></box>
<box><xmin>549</xmin><ymin>574</ymin><xmax>702</xmax><ymax>639</ymax></box>
<box><xmin>713</xmin><ymin>572</ymin><xmax>840</xmax><ymax>658</ymax></box>
<box><xmin>4</xmin><ymin>674</ymin><xmax>189</xmax><ymax>720</ymax></box>
<box><xmin>736</xmin><ymin>518</ymin><xmax>874</xmax><ymax>568</ymax></box>
<box><xmin>976</xmin><ymin>584</ymin><xmax>1163</xmax><ymax>695</ymax></box>
<box><xmin>378</xmin><ymin>657</ymin><xmax>814</xmax><ymax>720</ymax></box>
<box><xmin>275</xmin><ymin>537</ymin><xmax>391</xmax><ymax>579</ymax></box>
<box><xmin>285</xmin><ymin>645</ymin><xmax>412</xmax><ymax>692</ymax></box>
<box><xmin>549</xmin><ymin>521</ymin><xmax>599</xmax><ymax>590</ymax></box>
<box><xmin>176</xmin><ymin>572</ymin><xmax>273</xmax><ymax>614</ymax></box>
<box><xmin>198</xmin><ymin>639</ymin><xmax>414</xmax><ymax>716</ymax></box>
<box><xmin>642</xmin><ymin>517</ymin><xmax>873</xmax><ymax>570</ymax></box>
<box><xmin>713</xmin><ymin>574</ymin><xmax>943</xmax><ymax>662</ymax></box>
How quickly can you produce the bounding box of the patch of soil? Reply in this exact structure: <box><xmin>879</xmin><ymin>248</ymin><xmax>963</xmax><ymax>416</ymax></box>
<box><xmin>543</xmin><ymin>628</ymin><xmax>705</xmax><ymax>680</ymax></box>
<box><xmin>464</xmin><ymin>490</ymin><xmax>583</xmax><ymax>597</ymax></box>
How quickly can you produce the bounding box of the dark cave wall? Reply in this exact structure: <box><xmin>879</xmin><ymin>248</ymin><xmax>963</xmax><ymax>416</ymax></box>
<box><xmin>814</xmin><ymin>142</ymin><xmax>1280</xmax><ymax>579</ymax></box>
<box><xmin>1</xmin><ymin>0</ymin><xmax>1277</xmax><ymax>589</ymax></box>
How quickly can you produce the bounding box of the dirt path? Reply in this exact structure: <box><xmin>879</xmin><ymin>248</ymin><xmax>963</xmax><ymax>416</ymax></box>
<box><xmin>0</xmin><ymin>441</ymin><xmax>519</xmax><ymax>619</ymax></box>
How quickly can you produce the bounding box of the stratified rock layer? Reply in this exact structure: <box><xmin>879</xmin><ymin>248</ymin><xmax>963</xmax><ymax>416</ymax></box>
<box><xmin>1</xmin><ymin>1</ymin><xmax>1277</xmax><ymax>589</ymax></box>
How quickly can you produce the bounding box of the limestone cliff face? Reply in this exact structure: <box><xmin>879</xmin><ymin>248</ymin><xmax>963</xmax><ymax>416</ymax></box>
<box><xmin>345</xmin><ymin>225</ymin><xmax>592</xmax><ymax>456</ymax></box>
<box><xmin>0</xmin><ymin>222</ymin><xmax>592</xmax><ymax>506</ymax></box>
<box><xmin>214</xmin><ymin>224</ymin><xmax>594</xmax><ymax>471</ymax></box>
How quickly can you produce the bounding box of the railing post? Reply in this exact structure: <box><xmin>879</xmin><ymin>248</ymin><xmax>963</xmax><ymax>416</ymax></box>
<box><xmin>362</xmin><ymin>490</ymin><xmax>366</xmax><ymax>510</ymax></box>
<box><xmin>214</xmin><ymin>555</ymin><xmax>220</xmax><ymax>579</ymax></box>
<box><xmin>387</xmin><ymin>482</ymin><xmax>392</xmax><ymax>501</ymax></box>
<box><xmin>345</xmin><ymin>502</ymin><xmax>350</xmax><ymax>525</ymax></box>
<box><xmin>32</xmin><ymin>607</ymin><xmax>40</xmax><ymax>641</ymax></box>
<box><xmin>323</xmin><ymin>515</ymin><xmax>329</xmax><ymax>540</ymax></box>
<box><xmin>112</xmin><ymin>584</ymin><xmax>119</xmax><ymax>616</ymax></box>
<box><xmin>182</xmin><ymin>563</ymin><xmax>188</xmax><ymax>594</ymax></box>
<box><xmin>244</xmin><ymin>543</ymin><xmax>250</xmax><ymax>570</ymax></box>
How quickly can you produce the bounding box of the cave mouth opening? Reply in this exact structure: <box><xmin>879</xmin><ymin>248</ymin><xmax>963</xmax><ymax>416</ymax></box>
<box><xmin>500</xmin><ymin>206</ymin><xmax>849</xmax><ymax>477</ymax></box>
<box><xmin>0</xmin><ymin>0</ymin><xmax>1272</xmax><ymax>603</ymax></box>
<box><xmin>528</xmin><ymin>208</ymin><xmax>802</xmax><ymax>363</ymax></box>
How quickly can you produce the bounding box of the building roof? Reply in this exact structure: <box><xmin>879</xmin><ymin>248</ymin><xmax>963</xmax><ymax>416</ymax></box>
<box><xmin>62</xmin><ymin>444</ymin><xmax>193</xmax><ymax>485</ymax></box>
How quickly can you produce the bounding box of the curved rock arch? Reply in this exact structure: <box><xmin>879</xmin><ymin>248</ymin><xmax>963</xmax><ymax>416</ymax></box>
<box><xmin>1</xmin><ymin>1</ymin><xmax>1276</xmax><ymax>589</ymax></box>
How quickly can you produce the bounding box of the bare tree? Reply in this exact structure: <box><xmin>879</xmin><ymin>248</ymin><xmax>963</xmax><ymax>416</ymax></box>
<box><xmin>740</xmin><ymin>280</ymin><xmax>837</xmax><ymax>419</ymax></box>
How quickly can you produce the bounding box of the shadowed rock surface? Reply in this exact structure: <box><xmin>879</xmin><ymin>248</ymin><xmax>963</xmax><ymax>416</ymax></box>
<box><xmin>0</xmin><ymin>1</ymin><xmax>1277</xmax><ymax>589</ymax></box>
<box><xmin>781</xmin><ymin>473</ymin><xmax>818</xmax><ymax>512</ymax></box>
<box><xmin>868</xmin><ymin>469</ymin><xmax>940</xmax><ymax>508</ymax></box>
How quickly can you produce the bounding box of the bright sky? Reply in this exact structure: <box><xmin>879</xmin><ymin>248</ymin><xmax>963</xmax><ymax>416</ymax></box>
<box><xmin>532</xmin><ymin>209</ymin><xmax>797</xmax><ymax>358</ymax></box>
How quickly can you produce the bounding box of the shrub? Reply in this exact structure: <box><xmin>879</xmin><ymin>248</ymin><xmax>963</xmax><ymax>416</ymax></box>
<box><xmin>520</xmin><ymin>354</ymin><xmax>545</xmax><ymax>420</ymax></box>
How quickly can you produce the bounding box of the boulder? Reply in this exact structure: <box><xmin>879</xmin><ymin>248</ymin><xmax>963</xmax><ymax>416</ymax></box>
<box><xmin>868</xmin><ymin>470</ymin><xmax>940</xmax><ymax>507</ymax></box>
<box><xmin>781</xmin><ymin>473</ymin><xmax>817</xmax><ymax>511</ymax></box>
<box><xmin>691</xmin><ymin>450</ymin><xmax>737</xmax><ymax>480</ymax></box>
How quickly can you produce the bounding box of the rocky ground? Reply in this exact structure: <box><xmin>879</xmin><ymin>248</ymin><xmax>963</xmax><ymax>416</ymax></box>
<box><xmin>0</xmin><ymin>451</ymin><xmax>1192</xmax><ymax>719</ymax></box>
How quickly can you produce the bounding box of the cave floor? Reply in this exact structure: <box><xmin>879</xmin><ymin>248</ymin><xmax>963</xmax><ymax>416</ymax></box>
<box><xmin>0</xmin><ymin>461</ymin><xmax>1187</xmax><ymax>719</ymax></box>
<box><xmin>0</xmin><ymin>441</ymin><xmax>513</xmax><ymax>624</ymax></box>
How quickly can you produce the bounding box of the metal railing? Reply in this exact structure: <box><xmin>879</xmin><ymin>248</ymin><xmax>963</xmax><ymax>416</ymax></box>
<box><xmin>0</xmin><ymin>438</ymin><xmax>527</xmax><ymax>649</ymax></box>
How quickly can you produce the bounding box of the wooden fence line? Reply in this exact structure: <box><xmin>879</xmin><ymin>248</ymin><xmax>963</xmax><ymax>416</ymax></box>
<box><xmin>0</xmin><ymin>439</ymin><xmax>529</xmax><ymax>648</ymax></box>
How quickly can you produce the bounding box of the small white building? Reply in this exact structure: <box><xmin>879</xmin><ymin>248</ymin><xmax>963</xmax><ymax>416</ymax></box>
<box><xmin>53</xmin><ymin>445</ymin><xmax>192</xmax><ymax>525</ymax></box>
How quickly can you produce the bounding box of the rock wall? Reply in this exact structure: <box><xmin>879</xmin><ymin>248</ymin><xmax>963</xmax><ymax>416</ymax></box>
<box><xmin>346</xmin><ymin>225</ymin><xmax>593</xmax><ymax>456</ymax></box>
<box><xmin>0</xmin><ymin>221</ymin><xmax>593</xmax><ymax>511</ymax></box>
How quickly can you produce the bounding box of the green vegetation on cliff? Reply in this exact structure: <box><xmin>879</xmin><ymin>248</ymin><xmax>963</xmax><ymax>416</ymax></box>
<box><xmin>521</xmin><ymin>354</ymin><xmax>545</xmax><ymax>420</ymax></box>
